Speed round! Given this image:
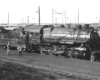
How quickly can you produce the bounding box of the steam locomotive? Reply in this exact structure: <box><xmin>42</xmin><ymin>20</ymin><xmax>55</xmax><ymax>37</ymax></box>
<box><xmin>24</xmin><ymin>24</ymin><xmax>100</xmax><ymax>61</ymax></box>
<box><xmin>0</xmin><ymin>24</ymin><xmax>100</xmax><ymax>61</ymax></box>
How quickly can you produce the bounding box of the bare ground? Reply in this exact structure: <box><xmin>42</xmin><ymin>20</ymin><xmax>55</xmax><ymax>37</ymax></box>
<box><xmin>0</xmin><ymin>60</ymin><xmax>95</xmax><ymax>80</ymax></box>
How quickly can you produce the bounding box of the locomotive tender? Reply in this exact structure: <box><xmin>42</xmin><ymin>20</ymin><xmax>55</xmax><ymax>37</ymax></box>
<box><xmin>24</xmin><ymin>24</ymin><xmax>100</xmax><ymax>61</ymax></box>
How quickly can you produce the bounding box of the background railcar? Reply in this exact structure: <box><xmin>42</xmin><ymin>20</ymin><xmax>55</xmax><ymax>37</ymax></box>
<box><xmin>0</xmin><ymin>26</ymin><xmax>25</xmax><ymax>49</ymax></box>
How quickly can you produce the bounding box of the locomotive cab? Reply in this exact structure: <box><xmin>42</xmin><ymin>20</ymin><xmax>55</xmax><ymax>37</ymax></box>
<box><xmin>24</xmin><ymin>25</ymin><xmax>48</xmax><ymax>52</ymax></box>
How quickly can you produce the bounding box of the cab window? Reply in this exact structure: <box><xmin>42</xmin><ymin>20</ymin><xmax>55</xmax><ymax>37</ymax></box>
<box><xmin>29</xmin><ymin>32</ymin><xmax>33</xmax><ymax>37</ymax></box>
<box><xmin>35</xmin><ymin>33</ymin><xmax>39</xmax><ymax>36</ymax></box>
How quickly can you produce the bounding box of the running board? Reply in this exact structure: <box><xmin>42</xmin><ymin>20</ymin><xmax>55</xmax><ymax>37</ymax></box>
<box><xmin>41</xmin><ymin>50</ymin><xmax>64</xmax><ymax>54</ymax></box>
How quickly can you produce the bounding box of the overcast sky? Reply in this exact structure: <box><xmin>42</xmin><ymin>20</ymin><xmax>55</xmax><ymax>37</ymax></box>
<box><xmin>0</xmin><ymin>0</ymin><xmax>100</xmax><ymax>24</ymax></box>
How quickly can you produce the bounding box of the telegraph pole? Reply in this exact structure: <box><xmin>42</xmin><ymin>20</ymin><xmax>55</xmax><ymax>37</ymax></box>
<box><xmin>27</xmin><ymin>16</ymin><xmax>29</xmax><ymax>24</ymax></box>
<box><xmin>8</xmin><ymin>12</ymin><xmax>9</xmax><ymax>24</ymax></box>
<box><xmin>52</xmin><ymin>9</ymin><xmax>53</xmax><ymax>24</ymax></box>
<box><xmin>38</xmin><ymin>6</ymin><xmax>40</xmax><ymax>25</ymax></box>
<box><xmin>65</xmin><ymin>10</ymin><xmax>66</xmax><ymax>24</ymax></box>
<box><xmin>52</xmin><ymin>9</ymin><xmax>66</xmax><ymax>24</ymax></box>
<box><xmin>78</xmin><ymin>9</ymin><xmax>79</xmax><ymax>24</ymax></box>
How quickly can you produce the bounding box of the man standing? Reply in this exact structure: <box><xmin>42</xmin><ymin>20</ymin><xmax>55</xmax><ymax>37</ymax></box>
<box><xmin>17</xmin><ymin>45</ymin><xmax>22</xmax><ymax>56</ymax></box>
<box><xmin>7</xmin><ymin>42</ymin><xmax>10</xmax><ymax>56</ymax></box>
